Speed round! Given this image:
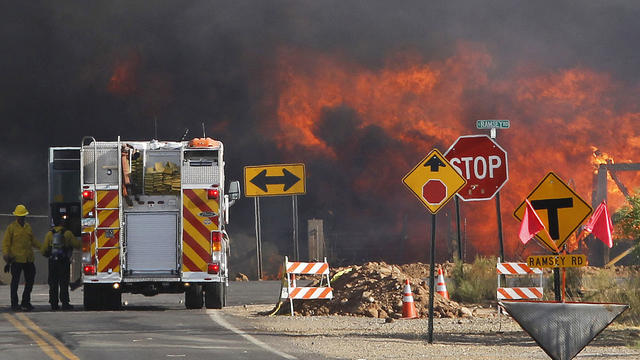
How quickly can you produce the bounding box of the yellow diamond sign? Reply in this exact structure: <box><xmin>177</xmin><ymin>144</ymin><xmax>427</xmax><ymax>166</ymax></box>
<box><xmin>514</xmin><ymin>172</ymin><xmax>592</xmax><ymax>252</ymax></box>
<box><xmin>402</xmin><ymin>149</ymin><xmax>467</xmax><ymax>214</ymax></box>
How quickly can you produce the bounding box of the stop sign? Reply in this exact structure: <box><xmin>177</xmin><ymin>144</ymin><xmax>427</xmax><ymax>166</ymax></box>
<box><xmin>444</xmin><ymin>135</ymin><xmax>508</xmax><ymax>201</ymax></box>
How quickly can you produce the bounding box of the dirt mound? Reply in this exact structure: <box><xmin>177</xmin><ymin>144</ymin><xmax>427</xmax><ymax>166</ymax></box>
<box><xmin>290</xmin><ymin>262</ymin><xmax>469</xmax><ymax>319</ymax></box>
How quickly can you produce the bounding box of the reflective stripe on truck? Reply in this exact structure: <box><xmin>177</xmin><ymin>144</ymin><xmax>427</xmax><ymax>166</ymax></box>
<box><xmin>182</xmin><ymin>188</ymin><xmax>219</xmax><ymax>272</ymax></box>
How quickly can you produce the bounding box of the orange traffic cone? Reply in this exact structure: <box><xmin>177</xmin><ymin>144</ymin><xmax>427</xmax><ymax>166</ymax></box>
<box><xmin>436</xmin><ymin>266</ymin><xmax>449</xmax><ymax>299</ymax></box>
<box><xmin>401</xmin><ymin>279</ymin><xmax>418</xmax><ymax>319</ymax></box>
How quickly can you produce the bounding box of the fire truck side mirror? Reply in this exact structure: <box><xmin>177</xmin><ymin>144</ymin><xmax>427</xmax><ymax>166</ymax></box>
<box><xmin>228</xmin><ymin>181</ymin><xmax>241</xmax><ymax>203</ymax></box>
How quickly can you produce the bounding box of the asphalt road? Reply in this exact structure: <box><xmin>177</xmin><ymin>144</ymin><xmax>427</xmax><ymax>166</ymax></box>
<box><xmin>0</xmin><ymin>281</ymin><xmax>319</xmax><ymax>360</ymax></box>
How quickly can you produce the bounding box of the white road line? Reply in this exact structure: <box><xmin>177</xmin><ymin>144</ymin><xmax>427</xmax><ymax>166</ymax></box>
<box><xmin>207</xmin><ymin>310</ymin><xmax>297</xmax><ymax>360</ymax></box>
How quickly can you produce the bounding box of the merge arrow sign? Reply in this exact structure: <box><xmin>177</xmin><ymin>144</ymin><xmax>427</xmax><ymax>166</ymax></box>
<box><xmin>244</xmin><ymin>164</ymin><xmax>306</xmax><ymax>197</ymax></box>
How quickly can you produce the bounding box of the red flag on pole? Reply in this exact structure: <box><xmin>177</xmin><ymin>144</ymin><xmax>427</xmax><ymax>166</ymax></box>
<box><xmin>584</xmin><ymin>200</ymin><xmax>613</xmax><ymax>248</ymax></box>
<box><xmin>519</xmin><ymin>199</ymin><xmax>546</xmax><ymax>245</ymax></box>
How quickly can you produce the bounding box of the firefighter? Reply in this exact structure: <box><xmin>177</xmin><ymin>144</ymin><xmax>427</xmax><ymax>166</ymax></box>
<box><xmin>2</xmin><ymin>204</ymin><xmax>41</xmax><ymax>311</ymax></box>
<box><xmin>41</xmin><ymin>215</ymin><xmax>80</xmax><ymax>310</ymax></box>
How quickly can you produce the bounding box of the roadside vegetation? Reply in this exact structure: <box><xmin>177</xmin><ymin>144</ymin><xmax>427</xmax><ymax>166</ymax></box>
<box><xmin>449</xmin><ymin>256</ymin><xmax>497</xmax><ymax>304</ymax></box>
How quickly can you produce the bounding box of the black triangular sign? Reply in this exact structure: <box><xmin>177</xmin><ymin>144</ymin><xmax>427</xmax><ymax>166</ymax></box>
<box><xmin>500</xmin><ymin>301</ymin><xmax>628</xmax><ymax>360</ymax></box>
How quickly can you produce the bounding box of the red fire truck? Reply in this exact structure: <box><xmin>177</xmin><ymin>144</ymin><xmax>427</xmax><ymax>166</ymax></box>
<box><xmin>68</xmin><ymin>136</ymin><xmax>240</xmax><ymax>310</ymax></box>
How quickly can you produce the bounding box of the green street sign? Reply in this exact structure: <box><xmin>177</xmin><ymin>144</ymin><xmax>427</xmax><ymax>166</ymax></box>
<box><xmin>476</xmin><ymin>120</ymin><xmax>510</xmax><ymax>129</ymax></box>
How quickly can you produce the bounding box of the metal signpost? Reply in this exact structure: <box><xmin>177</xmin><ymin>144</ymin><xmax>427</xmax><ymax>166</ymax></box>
<box><xmin>402</xmin><ymin>149</ymin><xmax>466</xmax><ymax>344</ymax></box>
<box><xmin>244</xmin><ymin>164</ymin><xmax>306</xmax><ymax>278</ymax></box>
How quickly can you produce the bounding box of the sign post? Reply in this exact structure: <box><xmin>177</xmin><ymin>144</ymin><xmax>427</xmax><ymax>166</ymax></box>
<box><xmin>402</xmin><ymin>149</ymin><xmax>466</xmax><ymax>343</ymax></box>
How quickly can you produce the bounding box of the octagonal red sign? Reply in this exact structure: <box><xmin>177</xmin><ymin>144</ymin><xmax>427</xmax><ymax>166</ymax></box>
<box><xmin>444</xmin><ymin>135</ymin><xmax>508</xmax><ymax>201</ymax></box>
<box><xmin>422</xmin><ymin>179</ymin><xmax>447</xmax><ymax>205</ymax></box>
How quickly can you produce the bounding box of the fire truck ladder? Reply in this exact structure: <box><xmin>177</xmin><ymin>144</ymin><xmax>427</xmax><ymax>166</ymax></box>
<box><xmin>81</xmin><ymin>136</ymin><xmax>123</xmax><ymax>275</ymax></box>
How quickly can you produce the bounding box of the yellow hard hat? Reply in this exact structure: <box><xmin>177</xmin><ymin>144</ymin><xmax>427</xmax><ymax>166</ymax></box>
<box><xmin>12</xmin><ymin>204</ymin><xmax>29</xmax><ymax>217</ymax></box>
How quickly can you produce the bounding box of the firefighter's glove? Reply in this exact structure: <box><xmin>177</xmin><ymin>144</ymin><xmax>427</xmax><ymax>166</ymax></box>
<box><xmin>3</xmin><ymin>263</ymin><xmax>9</xmax><ymax>273</ymax></box>
<box><xmin>2</xmin><ymin>254</ymin><xmax>9</xmax><ymax>262</ymax></box>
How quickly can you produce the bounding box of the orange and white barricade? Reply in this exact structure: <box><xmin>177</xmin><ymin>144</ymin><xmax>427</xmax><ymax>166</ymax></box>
<box><xmin>496</xmin><ymin>258</ymin><xmax>543</xmax><ymax>322</ymax></box>
<box><xmin>281</xmin><ymin>256</ymin><xmax>333</xmax><ymax>316</ymax></box>
<box><xmin>496</xmin><ymin>259</ymin><xmax>543</xmax><ymax>301</ymax></box>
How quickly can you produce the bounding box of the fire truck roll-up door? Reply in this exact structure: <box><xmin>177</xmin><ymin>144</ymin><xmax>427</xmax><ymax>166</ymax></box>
<box><xmin>124</xmin><ymin>212</ymin><xmax>179</xmax><ymax>277</ymax></box>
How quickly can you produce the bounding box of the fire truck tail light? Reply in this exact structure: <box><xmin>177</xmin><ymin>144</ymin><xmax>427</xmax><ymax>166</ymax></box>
<box><xmin>82</xmin><ymin>190</ymin><xmax>94</xmax><ymax>200</ymax></box>
<box><xmin>208</xmin><ymin>263</ymin><xmax>220</xmax><ymax>274</ymax></box>
<box><xmin>207</xmin><ymin>189</ymin><xmax>219</xmax><ymax>200</ymax></box>
<box><xmin>81</xmin><ymin>233</ymin><xmax>91</xmax><ymax>252</ymax></box>
<box><xmin>212</xmin><ymin>232</ymin><xmax>221</xmax><ymax>251</ymax></box>
<box><xmin>83</xmin><ymin>264</ymin><xmax>96</xmax><ymax>275</ymax></box>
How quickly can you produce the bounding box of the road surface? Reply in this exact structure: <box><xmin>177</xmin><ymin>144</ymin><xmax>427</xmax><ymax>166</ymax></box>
<box><xmin>0</xmin><ymin>281</ymin><xmax>327</xmax><ymax>360</ymax></box>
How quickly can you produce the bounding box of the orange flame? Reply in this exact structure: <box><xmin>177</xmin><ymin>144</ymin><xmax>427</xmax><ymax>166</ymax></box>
<box><xmin>271</xmin><ymin>42</ymin><xmax>640</xmax><ymax>260</ymax></box>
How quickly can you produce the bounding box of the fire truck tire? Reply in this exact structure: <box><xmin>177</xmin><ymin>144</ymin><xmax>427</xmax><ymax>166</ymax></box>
<box><xmin>185</xmin><ymin>284</ymin><xmax>203</xmax><ymax>309</ymax></box>
<box><xmin>223</xmin><ymin>283</ymin><xmax>227</xmax><ymax>307</ymax></box>
<box><xmin>84</xmin><ymin>284</ymin><xmax>122</xmax><ymax>310</ymax></box>
<box><xmin>83</xmin><ymin>284</ymin><xmax>102</xmax><ymax>310</ymax></box>
<box><xmin>104</xmin><ymin>287</ymin><xmax>122</xmax><ymax>310</ymax></box>
<box><xmin>204</xmin><ymin>283</ymin><xmax>224</xmax><ymax>309</ymax></box>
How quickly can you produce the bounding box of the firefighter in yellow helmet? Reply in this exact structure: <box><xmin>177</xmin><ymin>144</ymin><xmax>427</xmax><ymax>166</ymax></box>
<box><xmin>2</xmin><ymin>205</ymin><xmax>41</xmax><ymax>311</ymax></box>
<box><xmin>41</xmin><ymin>214</ymin><xmax>80</xmax><ymax>310</ymax></box>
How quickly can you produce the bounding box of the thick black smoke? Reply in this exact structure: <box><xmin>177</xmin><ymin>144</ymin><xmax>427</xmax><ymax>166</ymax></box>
<box><xmin>1</xmin><ymin>1</ymin><xmax>640</xmax><ymax>269</ymax></box>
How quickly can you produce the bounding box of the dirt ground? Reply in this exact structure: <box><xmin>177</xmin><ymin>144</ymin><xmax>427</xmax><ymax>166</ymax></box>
<box><xmin>225</xmin><ymin>304</ymin><xmax>640</xmax><ymax>360</ymax></box>
<box><xmin>232</xmin><ymin>261</ymin><xmax>640</xmax><ymax>359</ymax></box>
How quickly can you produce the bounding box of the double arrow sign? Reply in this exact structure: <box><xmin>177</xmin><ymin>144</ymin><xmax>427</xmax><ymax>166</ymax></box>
<box><xmin>244</xmin><ymin>164</ymin><xmax>306</xmax><ymax>197</ymax></box>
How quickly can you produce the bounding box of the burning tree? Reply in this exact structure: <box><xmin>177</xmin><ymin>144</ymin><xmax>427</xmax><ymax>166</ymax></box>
<box><xmin>612</xmin><ymin>194</ymin><xmax>640</xmax><ymax>264</ymax></box>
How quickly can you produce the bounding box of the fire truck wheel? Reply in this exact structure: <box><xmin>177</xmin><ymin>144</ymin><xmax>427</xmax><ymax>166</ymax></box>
<box><xmin>104</xmin><ymin>287</ymin><xmax>122</xmax><ymax>310</ymax></box>
<box><xmin>84</xmin><ymin>284</ymin><xmax>121</xmax><ymax>311</ymax></box>
<box><xmin>204</xmin><ymin>283</ymin><xmax>224</xmax><ymax>309</ymax></box>
<box><xmin>185</xmin><ymin>284</ymin><xmax>203</xmax><ymax>309</ymax></box>
<box><xmin>83</xmin><ymin>284</ymin><xmax>102</xmax><ymax>310</ymax></box>
<box><xmin>223</xmin><ymin>283</ymin><xmax>227</xmax><ymax>307</ymax></box>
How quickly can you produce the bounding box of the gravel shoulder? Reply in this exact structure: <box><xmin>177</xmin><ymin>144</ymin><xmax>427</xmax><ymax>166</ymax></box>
<box><xmin>223</xmin><ymin>304</ymin><xmax>640</xmax><ymax>360</ymax></box>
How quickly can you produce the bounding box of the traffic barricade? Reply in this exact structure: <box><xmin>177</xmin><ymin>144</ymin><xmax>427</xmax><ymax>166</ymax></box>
<box><xmin>497</xmin><ymin>259</ymin><xmax>544</xmax><ymax>300</ymax></box>
<box><xmin>281</xmin><ymin>256</ymin><xmax>332</xmax><ymax>316</ymax></box>
<box><xmin>496</xmin><ymin>258</ymin><xmax>543</xmax><ymax>321</ymax></box>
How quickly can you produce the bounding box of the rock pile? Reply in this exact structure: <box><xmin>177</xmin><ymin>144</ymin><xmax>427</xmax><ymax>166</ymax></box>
<box><xmin>291</xmin><ymin>262</ymin><xmax>470</xmax><ymax>319</ymax></box>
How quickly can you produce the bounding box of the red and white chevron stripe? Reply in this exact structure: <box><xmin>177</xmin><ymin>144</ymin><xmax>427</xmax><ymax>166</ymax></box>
<box><xmin>497</xmin><ymin>287</ymin><xmax>543</xmax><ymax>300</ymax></box>
<box><xmin>496</xmin><ymin>262</ymin><xmax>542</xmax><ymax>275</ymax></box>
<box><xmin>286</xmin><ymin>261</ymin><xmax>329</xmax><ymax>275</ymax></box>
<box><xmin>287</xmin><ymin>287</ymin><xmax>333</xmax><ymax>299</ymax></box>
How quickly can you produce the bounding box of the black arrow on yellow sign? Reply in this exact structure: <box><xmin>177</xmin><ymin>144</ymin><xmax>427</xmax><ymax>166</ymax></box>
<box><xmin>423</xmin><ymin>155</ymin><xmax>446</xmax><ymax>171</ymax></box>
<box><xmin>250</xmin><ymin>169</ymin><xmax>301</xmax><ymax>192</ymax></box>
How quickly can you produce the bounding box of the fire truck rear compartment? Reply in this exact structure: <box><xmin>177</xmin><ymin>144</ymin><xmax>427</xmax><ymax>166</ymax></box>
<box><xmin>124</xmin><ymin>212</ymin><xmax>179</xmax><ymax>277</ymax></box>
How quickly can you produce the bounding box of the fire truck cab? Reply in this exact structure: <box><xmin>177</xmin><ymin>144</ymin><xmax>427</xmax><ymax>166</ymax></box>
<box><xmin>77</xmin><ymin>136</ymin><xmax>239</xmax><ymax>310</ymax></box>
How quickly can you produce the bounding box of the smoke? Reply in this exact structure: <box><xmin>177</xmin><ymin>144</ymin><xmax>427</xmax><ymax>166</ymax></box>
<box><xmin>1</xmin><ymin>1</ymin><xmax>640</xmax><ymax>266</ymax></box>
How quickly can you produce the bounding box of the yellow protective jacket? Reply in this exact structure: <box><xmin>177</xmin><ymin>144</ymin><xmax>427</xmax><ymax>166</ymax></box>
<box><xmin>41</xmin><ymin>226</ymin><xmax>81</xmax><ymax>256</ymax></box>
<box><xmin>2</xmin><ymin>221</ymin><xmax>41</xmax><ymax>263</ymax></box>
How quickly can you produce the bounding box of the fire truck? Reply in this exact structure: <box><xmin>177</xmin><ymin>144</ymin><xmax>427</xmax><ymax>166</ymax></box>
<box><xmin>52</xmin><ymin>136</ymin><xmax>240</xmax><ymax>310</ymax></box>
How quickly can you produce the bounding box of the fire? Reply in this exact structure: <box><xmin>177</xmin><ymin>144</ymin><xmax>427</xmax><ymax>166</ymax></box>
<box><xmin>270</xmin><ymin>42</ymin><xmax>640</xmax><ymax>261</ymax></box>
<box><xmin>591</xmin><ymin>146</ymin><xmax>614</xmax><ymax>171</ymax></box>
<box><xmin>107</xmin><ymin>51</ymin><xmax>140</xmax><ymax>96</ymax></box>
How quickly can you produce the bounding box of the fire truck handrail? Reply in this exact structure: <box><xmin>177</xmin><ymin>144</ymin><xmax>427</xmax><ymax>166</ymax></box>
<box><xmin>80</xmin><ymin>136</ymin><xmax>97</xmax><ymax>189</ymax></box>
